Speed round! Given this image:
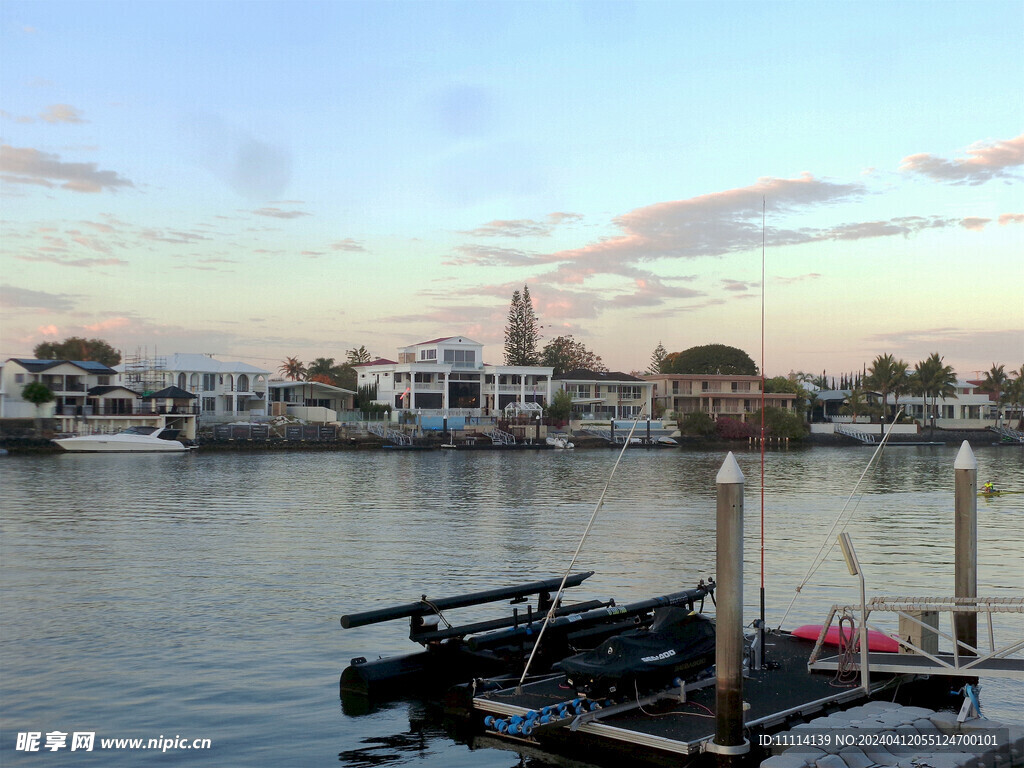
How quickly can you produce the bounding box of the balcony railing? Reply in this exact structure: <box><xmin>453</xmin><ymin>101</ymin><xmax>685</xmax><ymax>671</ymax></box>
<box><xmin>60</xmin><ymin>404</ymin><xmax>200</xmax><ymax>417</ymax></box>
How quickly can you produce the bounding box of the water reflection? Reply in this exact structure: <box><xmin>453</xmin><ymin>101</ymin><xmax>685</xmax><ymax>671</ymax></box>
<box><xmin>1</xmin><ymin>445</ymin><xmax>1020</xmax><ymax>768</ymax></box>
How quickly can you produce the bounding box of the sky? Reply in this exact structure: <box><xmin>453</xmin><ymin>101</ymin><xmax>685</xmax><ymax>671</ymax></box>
<box><xmin>1</xmin><ymin>1</ymin><xmax>1022</xmax><ymax>380</ymax></box>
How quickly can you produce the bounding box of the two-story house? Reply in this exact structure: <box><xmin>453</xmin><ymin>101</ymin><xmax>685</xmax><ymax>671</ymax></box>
<box><xmin>644</xmin><ymin>373</ymin><xmax>796</xmax><ymax>422</ymax></box>
<box><xmin>356</xmin><ymin>336</ymin><xmax>554</xmax><ymax>415</ymax></box>
<box><xmin>553</xmin><ymin>369</ymin><xmax>654</xmax><ymax>420</ymax></box>
<box><xmin>118</xmin><ymin>353</ymin><xmax>271</xmax><ymax>425</ymax></box>
<box><xmin>0</xmin><ymin>358</ymin><xmax>200</xmax><ymax>438</ymax></box>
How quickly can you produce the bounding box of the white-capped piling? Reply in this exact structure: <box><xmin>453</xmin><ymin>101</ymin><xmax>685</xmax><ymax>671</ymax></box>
<box><xmin>953</xmin><ymin>441</ymin><xmax>977</xmax><ymax>655</ymax></box>
<box><xmin>708</xmin><ymin>452</ymin><xmax>749</xmax><ymax>764</ymax></box>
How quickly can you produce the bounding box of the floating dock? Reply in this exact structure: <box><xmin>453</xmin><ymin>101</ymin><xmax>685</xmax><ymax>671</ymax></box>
<box><xmin>471</xmin><ymin>631</ymin><xmax>911</xmax><ymax>763</ymax></box>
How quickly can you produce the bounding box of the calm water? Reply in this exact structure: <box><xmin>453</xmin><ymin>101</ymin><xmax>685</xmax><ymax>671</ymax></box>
<box><xmin>1</xmin><ymin>445</ymin><xmax>1022</xmax><ymax>766</ymax></box>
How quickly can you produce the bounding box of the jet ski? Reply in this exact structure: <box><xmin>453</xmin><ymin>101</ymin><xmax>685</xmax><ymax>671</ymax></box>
<box><xmin>556</xmin><ymin>607</ymin><xmax>716</xmax><ymax>697</ymax></box>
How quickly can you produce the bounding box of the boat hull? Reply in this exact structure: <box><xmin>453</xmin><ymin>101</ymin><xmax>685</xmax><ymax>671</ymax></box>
<box><xmin>53</xmin><ymin>437</ymin><xmax>188</xmax><ymax>453</ymax></box>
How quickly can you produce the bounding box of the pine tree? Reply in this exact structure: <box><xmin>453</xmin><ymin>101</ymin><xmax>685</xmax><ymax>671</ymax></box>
<box><xmin>504</xmin><ymin>285</ymin><xmax>541</xmax><ymax>365</ymax></box>
<box><xmin>649</xmin><ymin>341</ymin><xmax>668</xmax><ymax>374</ymax></box>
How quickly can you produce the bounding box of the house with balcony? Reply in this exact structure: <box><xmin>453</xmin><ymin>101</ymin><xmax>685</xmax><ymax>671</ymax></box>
<box><xmin>117</xmin><ymin>353</ymin><xmax>271</xmax><ymax>425</ymax></box>
<box><xmin>554</xmin><ymin>369</ymin><xmax>654</xmax><ymax>420</ymax></box>
<box><xmin>896</xmin><ymin>379</ymin><xmax>999</xmax><ymax>429</ymax></box>
<box><xmin>356</xmin><ymin>336</ymin><xmax>554</xmax><ymax>416</ymax></box>
<box><xmin>644</xmin><ymin>373</ymin><xmax>796</xmax><ymax>422</ymax></box>
<box><xmin>268</xmin><ymin>380</ymin><xmax>355</xmax><ymax>422</ymax></box>
<box><xmin>0</xmin><ymin>358</ymin><xmax>199</xmax><ymax>438</ymax></box>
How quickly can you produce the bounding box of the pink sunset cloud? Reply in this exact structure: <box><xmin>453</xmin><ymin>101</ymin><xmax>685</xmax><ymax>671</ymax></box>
<box><xmin>899</xmin><ymin>133</ymin><xmax>1024</xmax><ymax>185</ymax></box>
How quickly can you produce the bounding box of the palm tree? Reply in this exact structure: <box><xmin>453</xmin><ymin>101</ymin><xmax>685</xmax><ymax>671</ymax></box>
<box><xmin>839</xmin><ymin>388</ymin><xmax>873</xmax><ymax>423</ymax></box>
<box><xmin>865</xmin><ymin>353</ymin><xmax>909</xmax><ymax>433</ymax></box>
<box><xmin>979</xmin><ymin>364</ymin><xmax>1008</xmax><ymax>424</ymax></box>
<box><xmin>306</xmin><ymin>357</ymin><xmax>341</xmax><ymax>385</ymax></box>
<box><xmin>914</xmin><ymin>352</ymin><xmax>957</xmax><ymax>433</ymax></box>
<box><xmin>1007</xmin><ymin>366</ymin><xmax>1024</xmax><ymax>429</ymax></box>
<box><xmin>278</xmin><ymin>357</ymin><xmax>306</xmax><ymax>381</ymax></box>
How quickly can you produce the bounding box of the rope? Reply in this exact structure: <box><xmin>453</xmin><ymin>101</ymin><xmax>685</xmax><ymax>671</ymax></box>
<box><xmin>420</xmin><ymin>597</ymin><xmax>453</xmax><ymax>630</ymax></box>
<box><xmin>776</xmin><ymin>408</ymin><xmax>903</xmax><ymax>629</ymax></box>
<box><xmin>515</xmin><ymin>405</ymin><xmax>648</xmax><ymax>692</ymax></box>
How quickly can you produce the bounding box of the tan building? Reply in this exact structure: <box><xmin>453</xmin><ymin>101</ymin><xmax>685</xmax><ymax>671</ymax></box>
<box><xmin>644</xmin><ymin>373</ymin><xmax>796</xmax><ymax>422</ymax></box>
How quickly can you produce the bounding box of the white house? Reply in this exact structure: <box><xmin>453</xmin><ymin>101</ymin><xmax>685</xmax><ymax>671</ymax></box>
<box><xmin>356</xmin><ymin>336</ymin><xmax>554</xmax><ymax>415</ymax></box>
<box><xmin>1</xmin><ymin>358</ymin><xmax>118</xmax><ymax>419</ymax></box>
<box><xmin>555</xmin><ymin>369</ymin><xmax>655</xmax><ymax>420</ymax></box>
<box><xmin>0</xmin><ymin>358</ymin><xmax>199</xmax><ymax>438</ymax></box>
<box><xmin>117</xmin><ymin>353</ymin><xmax>271</xmax><ymax>425</ymax></box>
<box><xmin>268</xmin><ymin>380</ymin><xmax>355</xmax><ymax>423</ymax></box>
<box><xmin>896</xmin><ymin>379</ymin><xmax>999</xmax><ymax>429</ymax></box>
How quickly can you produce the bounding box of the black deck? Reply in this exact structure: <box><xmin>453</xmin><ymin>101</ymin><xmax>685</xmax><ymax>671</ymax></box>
<box><xmin>473</xmin><ymin>632</ymin><xmax>895</xmax><ymax>763</ymax></box>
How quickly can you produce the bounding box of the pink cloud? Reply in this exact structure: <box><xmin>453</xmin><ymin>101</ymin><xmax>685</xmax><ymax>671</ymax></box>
<box><xmin>84</xmin><ymin>317</ymin><xmax>131</xmax><ymax>332</ymax></box>
<box><xmin>998</xmin><ymin>213</ymin><xmax>1024</xmax><ymax>225</ymax></box>
<box><xmin>960</xmin><ymin>217</ymin><xmax>991</xmax><ymax>231</ymax></box>
<box><xmin>899</xmin><ymin>133</ymin><xmax>1024</xmax><ymax>185</ymax></box>
<box><xmin>39</xmin><ymin>104</ymin><xmax>87</xmax><ymax>124</ymax></box>
<box><xmin>0</xmin><ymin>144</ymin><xmax>133</xmax><ymax>192</ymax></box>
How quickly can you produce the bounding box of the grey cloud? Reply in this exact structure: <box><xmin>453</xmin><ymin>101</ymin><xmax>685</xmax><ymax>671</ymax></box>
<box><xmin>0</xmin><ymin>284</ymin><xmax>78</xmax><ymax>311</ymax></box>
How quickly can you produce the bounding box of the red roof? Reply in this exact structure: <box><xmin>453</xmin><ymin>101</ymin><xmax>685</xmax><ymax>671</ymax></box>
<box><xmin>413</xmin><ymin>336</ymin><xmax>454</xmax><ymax>346</ymax></box>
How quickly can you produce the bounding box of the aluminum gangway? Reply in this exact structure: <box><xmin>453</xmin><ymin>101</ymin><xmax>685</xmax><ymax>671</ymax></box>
<box><xmin>807</xmin><ymin>595</ymin><xmax>1024</xmax><ymax>679</ymax></box>
<box><xmin>366</xmin><ymin>422</ymin><xmax>413</xmax><ymax>446</ymax></box>
<box><xmin>489</xmin><ymin>428</ymin><xmax>516</xmax><ymax>445</ymax></box>
<box><xmin>834</xmin><ymin>424</ymin><xmax>877</xmax><ymax>444</ymax></box>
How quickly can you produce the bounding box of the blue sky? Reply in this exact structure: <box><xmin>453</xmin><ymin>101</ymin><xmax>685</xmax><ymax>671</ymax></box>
<box><xmin>2</xmin><ymin>1</ymin><xmax>1021</xmax><ymax>378</ymax></box>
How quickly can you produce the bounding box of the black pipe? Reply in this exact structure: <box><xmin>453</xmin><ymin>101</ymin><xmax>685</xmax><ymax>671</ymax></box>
<box><xmin>466</xmin><ymin>585</ymin><xmax>713</xmax><ymax>652</ymax></box>
<box><xmin>411</xmin><ymin>599</ymin><xmax>609</xmax><ymax>643</ymax></box>
<box><xmin>340</xmin><ymin>572</ymin><xmax>595</xmax><ymax>629</ymax></box>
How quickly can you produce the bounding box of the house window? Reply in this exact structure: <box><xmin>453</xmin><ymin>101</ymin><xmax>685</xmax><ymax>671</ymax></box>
<box><xmin>15</xmin><ymin>373</ymin><xmax>25</xmax><ymax>384</ymax></box>
<box><xmin>202</xmin><ymin>397</ymin><xmax>216</xmax><ymax>412</ymax></box>
<box><xmin>237</xmin><ymin>374</ymin><xmax>249</xmax><ymax>391</ymax></box>
<box><xmin>732</xmin><ymin>382</ymin><xmax>750</xmax><ymax>392</ymax></box>
<box><xmin>443</xmin><ymin>349</ymin><xmax>476</xmax><ymax>364</ymax></box>
<box><xmin>202</xmin><ymin>374</ymin><xmax>217</xmax><ymax>391</ymax></box>
<box><xmin>420</xmin><ymin>349</ymin><xmax>436</xmax><ymax>360</ymax></box>
<box><xmin>414</xmin><ymin>373</ymin><xmax>432</xmax><ymax>383</ymax></box>
<box><xmin>619</xmin><ymin>386</ymin><xmax>642</xmax><ymax>400</ymax></box>
<box><xmin>571</xmin><ymin>385</ymin><xmax>591</xmax><ymax>398</ymax></box>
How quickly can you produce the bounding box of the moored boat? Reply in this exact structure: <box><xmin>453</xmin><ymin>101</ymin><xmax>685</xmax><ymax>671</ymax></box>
<box><xmin>53</xmin><ymin>426</ymin><xmax>190</xmax><ymax>453</ymax></box>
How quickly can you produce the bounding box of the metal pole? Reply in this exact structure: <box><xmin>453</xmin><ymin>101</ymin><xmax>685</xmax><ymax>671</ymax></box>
<box><xmin>954</xmin><ymin>441</ymin><xmax>977</xmax><ymax>655</ymax></box>
<box><xmin>708</xmin><ymin>452</ymin><xmax>749</xmax><ymax>763</ymax></box>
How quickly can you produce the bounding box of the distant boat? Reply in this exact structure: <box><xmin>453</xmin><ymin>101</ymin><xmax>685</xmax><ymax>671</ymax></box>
<box><xmin>546</xmin><ymin>436</ymin><xmax>575</xmax><ymax>449</ymax></box>
<box><xmin>53</xmin><ymin>426</ymin><xmax>190</xmax><ymax>453</ymax></box>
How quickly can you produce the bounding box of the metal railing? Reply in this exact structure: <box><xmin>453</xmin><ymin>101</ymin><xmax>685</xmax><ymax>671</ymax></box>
<box><xmin>489</xmin><ymin>428</ymin><xmax>516</xmax><ymax>445</ymax></box>
<box><xmin>808</xmin><ymin>596</ymin><xmax>1024</xmax><ymax>677</ymax></box>
<box><xmin>834</xmin><ymin>424</ymin><xmax>877</xmax><ymax>443</ymax></box>
<box><xmin>367</xmin><ymin>423</ymin><xmax>412</xmax><ymax>446</ymax></box>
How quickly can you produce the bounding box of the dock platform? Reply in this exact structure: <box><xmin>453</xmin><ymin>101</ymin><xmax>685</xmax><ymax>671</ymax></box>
<box><xmin>472</xmin><ymin>632</ymin><xmax>903</xmax><ymax>763</ymax></box>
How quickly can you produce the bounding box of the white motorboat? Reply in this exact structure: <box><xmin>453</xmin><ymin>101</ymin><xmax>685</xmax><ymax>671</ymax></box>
<box><xmin>53</xmin><ymin>426</ymin><xmax>190</xmax><ymax>453</ymax></box>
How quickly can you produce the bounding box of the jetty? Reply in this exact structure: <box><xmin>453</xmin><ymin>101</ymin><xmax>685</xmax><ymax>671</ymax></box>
<box><xmin>462</xmin><ymin>443</ymin><xmax>1023</xmax><ymax>766</ymax></box>
<box><xmin>339</xmin><ymin>442</ymin><xmax>1022</xmax><ymax>767</ymax></box>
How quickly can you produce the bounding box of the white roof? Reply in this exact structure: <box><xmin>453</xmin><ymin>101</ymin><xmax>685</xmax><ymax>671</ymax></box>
<box><xmin>118</xmin><ymin>353</ymin><xmax>270</xmax><ymax>375</ymax></box>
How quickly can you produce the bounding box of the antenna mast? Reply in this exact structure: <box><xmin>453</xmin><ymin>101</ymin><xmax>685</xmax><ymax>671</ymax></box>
<box><xmin>759</xmin><ymin>197</ymin><xmax>767</xmax><ymax>661</ymax></box>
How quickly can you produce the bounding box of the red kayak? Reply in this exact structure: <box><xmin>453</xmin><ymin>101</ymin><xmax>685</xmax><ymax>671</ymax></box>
<box><xmin>791</xmin><ymin>624</ymin><xmax>900</xmax><ymax>653</ymax></box>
